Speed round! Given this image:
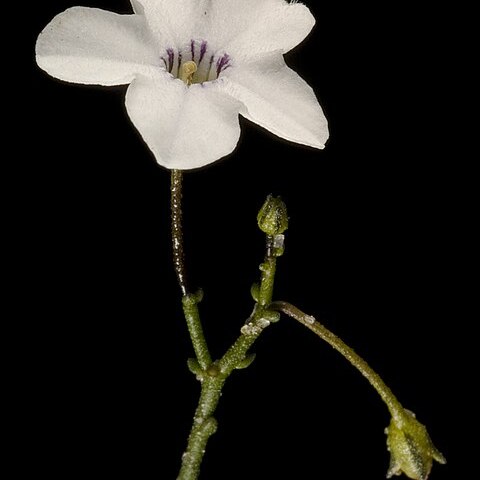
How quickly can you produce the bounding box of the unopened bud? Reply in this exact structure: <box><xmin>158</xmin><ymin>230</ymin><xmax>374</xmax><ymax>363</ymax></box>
<box><xmin>257</xmin><ymin>195</ymin><xmax>289</xmax><ymax>236</ymax></box>
<box><xmin>386</xmin><ymin>410</ymin><xmax>446</xmax><ymax>480</ymax></box>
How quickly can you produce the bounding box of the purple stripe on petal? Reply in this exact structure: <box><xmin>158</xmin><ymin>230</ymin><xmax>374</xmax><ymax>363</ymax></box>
<box><xmin>161</xmin><ymin>57</ymin><xmax>167</xmax><ymax>69</ymax></box>
<box><xmin>216</xmin><ymin>54</ymin><xmax>231</xmax><ymax>77</ymax></box>
<box><xmin>223</xmin><ymin>54</ymin><xmax>231</xmax><ymax>69</ymax></box>
<box><xmin>178</xmin><ymin>52</ymin><xmax>182</xmax><ymax>73</ymax></box>
<box><xmin>167</xmin><ymin>48</ymin><xmax>174</xmax><ymax>73</ymax></box>
<box><xmin>199</xmin><ymin>41</ymin><xmax>208</xmax><ymax>65</ymax></box>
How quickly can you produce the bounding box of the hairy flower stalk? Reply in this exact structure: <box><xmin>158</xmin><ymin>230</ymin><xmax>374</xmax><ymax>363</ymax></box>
<box><xmin>271</xmin><ymin>301</ymin><xmax>446</xmax><ymax>480</ymax></box>
<box><xmin>171</xmin><ymin>170</ymin><xmax>188</xmax><ymax>295</ymax></box>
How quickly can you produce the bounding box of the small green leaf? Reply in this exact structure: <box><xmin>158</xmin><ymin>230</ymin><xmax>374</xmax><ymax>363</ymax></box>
<box><xmin>250</xmin><ymin>283</ymin><xmax>260</xmax><ymax>302</ymax></box>
<box><xmin>187</xmin><ymin>358</ymin><xmax>203</xmax><ymax>377</ymax></box>
<box><xmin>235</xmin><ymin>353</ymin><xmax>256</xmax><ymax>370</ymax></box>
<box><xmin>262</xmin><ymin>310</ymin><xmax>281</xmax><ymax>323</ymax></box>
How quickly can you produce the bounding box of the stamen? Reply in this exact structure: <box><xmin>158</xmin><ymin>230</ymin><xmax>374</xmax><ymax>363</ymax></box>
<box><xmin>161</xmin><ymin>43</ymin><xmax>230</xmax><ymax>84</ymax></box>
<box><xmin>179</xmin><ymin>61</ymin><xmax>198</xmax><ymax>86</ymax></box>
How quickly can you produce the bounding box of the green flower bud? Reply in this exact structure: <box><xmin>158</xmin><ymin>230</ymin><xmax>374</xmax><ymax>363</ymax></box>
<box><xmin>386</xmin><ymin>410</ymin><xmax>446</xmax><ymax>480</ymax></box>
<box><xmin>257</xmin><ymin>195</ymin><xmax>289</xmax><ymax>236</ymax></box>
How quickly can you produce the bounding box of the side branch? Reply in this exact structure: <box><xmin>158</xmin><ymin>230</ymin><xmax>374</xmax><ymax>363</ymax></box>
<box><xmin>270</xmin><ymin>301</ymin><xmax>405</xmax><ymax>423</ymax></box>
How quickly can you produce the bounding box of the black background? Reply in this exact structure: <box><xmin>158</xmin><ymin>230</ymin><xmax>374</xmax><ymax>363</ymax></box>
<box><xmin>20</xmin><ymin>1</ymin><xmax>465</xmax><ymax>478</ymax></box>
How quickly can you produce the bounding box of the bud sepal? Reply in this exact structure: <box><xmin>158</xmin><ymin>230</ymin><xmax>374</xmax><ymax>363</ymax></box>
<box><xmin>386</xmin><ymin>410</ymin><xmax>446</xmax><ymax>480</ymax></box>
<box><xmin>257</xmin><ymin>195</ymin><xmax>289</xmax><ymax>236</ymax></box>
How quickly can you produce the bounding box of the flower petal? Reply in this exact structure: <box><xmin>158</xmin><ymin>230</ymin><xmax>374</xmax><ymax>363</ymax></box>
<box><xmin>130</xmin><ymin>1</ymin><xmax>144</xmax><ymax>15</ymax></box>
<box><xmin>219</xmin><ymin>53</ymin><xmax>329</xmax><ymax>149</ymax></box>
<box><xmin>137</xmin><ymin>0</ymin><xmax>208</xmax><ymax>47</ymax></box>
<box><xmin>36</xmin><ymin>7</ymin><xmax>159</xmax><ymax>86</ymax></box>
<box><xmin>125</xmin><ymin>74</ymin><xmax>242</xmax><ymax>169</ymax></box>
<box><xmin>138</xmin><ymin>1</ymin><xmax>313</xmax><ymax>59</ymax></box>
<box><xmin>207</xmin><ymin>0</ymin><xmax>315</xmax><ymax>60</ymax></box>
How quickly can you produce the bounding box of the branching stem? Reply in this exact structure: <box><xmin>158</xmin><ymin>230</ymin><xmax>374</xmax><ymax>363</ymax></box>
<box><xmin>176</xmin><ymin>242</ymin><xmax>279</xmax><ymax>479</ymax></box>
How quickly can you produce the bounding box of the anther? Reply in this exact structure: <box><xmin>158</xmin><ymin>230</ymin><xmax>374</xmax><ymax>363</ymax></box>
<box><xmin>179</xmin><ymin>61</ymin><xmax>198</xmax><ymax>86</ymax></box>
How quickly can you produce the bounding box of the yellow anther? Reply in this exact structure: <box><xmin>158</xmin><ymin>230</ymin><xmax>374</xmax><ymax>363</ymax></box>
<box><xmin>179</xmin><ymin>61</ymin><xmax>197</xmax><ymax>86</ymax></box>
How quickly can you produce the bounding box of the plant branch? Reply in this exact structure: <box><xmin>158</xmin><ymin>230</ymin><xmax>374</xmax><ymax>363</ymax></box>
<box><xmin>182</xmin><ymin>292</ymin><xmax>212</xmax><ymax>370</ymax></box>
<box><xmin>177</xmin><ymin>237</ymin><xmax>280</xmax><ymax>479</ymax></box>
<box><xmin>270</xmin><ymin>301</ymin><xmax>405</xmax><ymax>423</ymax></box>
<box><xmin>177</xmin><ymin>196</ymin><xmax>288</xmax><ymax>479</ymax></box>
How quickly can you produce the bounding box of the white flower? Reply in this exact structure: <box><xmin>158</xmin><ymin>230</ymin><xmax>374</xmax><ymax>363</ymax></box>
<box><xmin>36</xmin><ymin>0</ymin><xmax>329</xmax><ymax>170</ymax></box>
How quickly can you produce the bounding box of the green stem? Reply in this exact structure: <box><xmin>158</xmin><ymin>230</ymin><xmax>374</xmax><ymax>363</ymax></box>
<box><xmin>177</xmin><ymin>250</ymin><xmax>278</xmax><ymax>480</ymax></box>
<box><xmin>170</xmin><ymin>170</ymin><xmax>212</xmax><ymax>385</ymax></box>
<box><xmin>177</xmin><ymin>377</ymin><xmax>222</xmax><ymax>480</ymax></box>
<box><xmin>170</xmin><ymin>169</ymin><xmax>215</xmax><ymax>479</ymax></box>
<box><xmin>182</xmin><ymin>293</ymin><xmax>212</xmax><ymax>370</ymax></box>
<box><xmin>219</xmin><ymin>253</ymin><xmax>277</xmax><ymax>373</ymax></box>
<box><xmin>270</xmin><ymin>301</ymin><xmax>405</xmax><ymax>424</ymax></box>
<box><xmin>255</xmin><ymin>234</ymin><xmax>278</xmax><ymax>307</ymax></box>
<box><xmin>259</xmin><ymin>255</ymin><xmax>276</xmax><ymax>306</ymax></box>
